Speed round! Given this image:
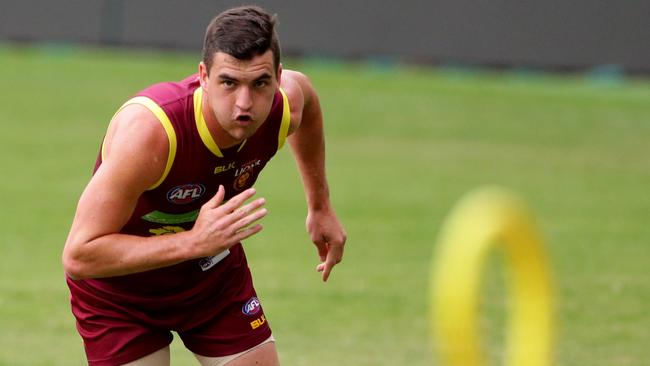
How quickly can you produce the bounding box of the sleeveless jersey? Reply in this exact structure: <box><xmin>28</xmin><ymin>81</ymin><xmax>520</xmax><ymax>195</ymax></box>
<box><xmin>67</xmin><ymin>74</ymin><xmax>290</xmax><ymax>318</ymax></box>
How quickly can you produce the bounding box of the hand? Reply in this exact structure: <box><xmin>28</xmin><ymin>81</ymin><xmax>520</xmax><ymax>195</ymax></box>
<box><xmin>306</xmin><ymin>207</ymin><xmax>347</xmax><ymax>282</ymax></box>
<box><xmin>190</xmin><ymin>185</ymin><xmax>268</xmax><ymax>258</ymax></box>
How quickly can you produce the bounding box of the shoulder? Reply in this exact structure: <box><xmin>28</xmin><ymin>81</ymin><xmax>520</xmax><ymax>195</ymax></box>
<box><xmin>104</xmin><ymin>103</ymin><xmax>169</xmax><ymax>159</ymax></box>
<box><xmin>101</xmin><ymin>102</ymin><xmax>170</xmax><ymax>192</ymax></box>
<box><xmin>280</xmin><ymin>69</ymin><xmax>319</xmax><ymax>135</ymax></box>
<box><xmin>281</xmin><ymin>70</ymin><xmax>316</xmax><ymax>106</ymax></box>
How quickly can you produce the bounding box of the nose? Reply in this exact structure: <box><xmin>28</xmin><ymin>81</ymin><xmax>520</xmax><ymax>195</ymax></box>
<box><xmin>235</xmin><ymin>86</ymin><xmax>253</xmax><ymax>111</ymax></box>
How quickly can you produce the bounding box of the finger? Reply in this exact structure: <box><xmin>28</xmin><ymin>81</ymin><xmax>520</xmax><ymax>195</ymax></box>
<box><xmin>222</xmin><ymin>197</ymin><xmax>267</xmax><ymax>227</ymax></box>
<box><xmin>232</xmin><ymin>223</ymin><xmax>264</xmax><ymax>244</ymax></box>
<box><xmin>328</xmin><ymin>241</ymin><xmax>345</xmax><ymax>263</ymax></box>
<box><xmin>233</xmin><ymin>207</ymin><xmax>268</xmax><ymax>232</ymax></box>
<box><xmin>318</xmin><ymin>244</ymin><xmax>344</xmax><ymax>282</ymax></box>
<box><xmin>206</xmin><ymin>185</ymin><xmax>226</xmax><ymax>208</ymax></box>
<box><xmin>236</xmin><ymin>197</ymin><xmax>267</xmax><ymax>218</ymax></box>
<box><xmin>313</xmin><ymin>240</ymin><xmax>327</xmax><ymax>262</ymax></box>
<box><xmin>220</xmin><ymin>188</ymin><xmax>257</xmax><ymax>212</ymax></box>
<box><xmin>317</xmin><ymin>260</ymin><xmax>334</xmax><ymax>282</ymax></box>
<box><xmin>320</xmin><ymin>258</ymin><xmax>338</xmax><ymax>282</ymax></box>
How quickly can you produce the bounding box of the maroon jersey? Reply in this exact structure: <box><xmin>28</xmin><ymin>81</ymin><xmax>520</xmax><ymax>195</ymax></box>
<box><xmin>67</xmin><ymin>74</ymin><xmax>290</xmax><ymax>329</ymax></box>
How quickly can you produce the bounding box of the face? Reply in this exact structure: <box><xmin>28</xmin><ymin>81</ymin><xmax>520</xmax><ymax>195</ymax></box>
<box><xmin>199</xmin><ymin>50</ymin><xmax>281</xmax><ymax>146</ymax></box>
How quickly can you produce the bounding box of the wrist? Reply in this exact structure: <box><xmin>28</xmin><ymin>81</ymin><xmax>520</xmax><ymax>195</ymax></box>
<box><xmin>180</xmin><ymin>229</ymin><xmax>205</xmax><ymax>260</ymax></box>
<box><xmin>305</xmin><ymin>186</ymin><xmax>331</xmax><ymax>212</ymax></box>
<box><xmin>308</xmin><ymin>199</ymin><xmax>332</xmax><ymax>213</ymax></box>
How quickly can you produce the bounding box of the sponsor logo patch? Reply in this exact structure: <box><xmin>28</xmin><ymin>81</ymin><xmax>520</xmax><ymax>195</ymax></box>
<box><xmin>234</xmin><ymin>171</ymin><xmax>252</xmax><ymax>191</ymax></box>
<box><xmin>167</xmin><ymin>184</ymin><xmax>205</xmax><ymax>204</ymax></box>
<box><xmin>242</xmin><ymin>297</ymin><xmax>262</xmax><ymax>316</ymax></box>
<box><xmin>214</xmin><ymin>162</ymin><xmax>236</xmax><ymax>174</ymax></box>
<box><xmin>233</xmin><ymin>159</ymin><xmax>261</xmax><ymax>191</ymax></box>
<box><xmin>149</xmin><ymin>225</ymin><xmax>185</xmax><ymax>236</ymax></box>
<box><xmin>198</xmin><ymin>249</ymin><xmax>230</xmax><ymax>271</ymax></box>
<box><xmin>250</xmin><ymin>314</ymin><xmax>266</xmax><ymax>329</ymax></box>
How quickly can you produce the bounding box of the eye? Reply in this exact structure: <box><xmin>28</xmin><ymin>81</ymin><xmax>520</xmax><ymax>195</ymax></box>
<box><xmin>221</xmin><ymin>80</ymin><xmax>235</xmax><ymax>88</ymax></box>
<box><xmin>254</xmin><ymin>80</ymin><xmax>269</xmax><ymax>88</ymax></box>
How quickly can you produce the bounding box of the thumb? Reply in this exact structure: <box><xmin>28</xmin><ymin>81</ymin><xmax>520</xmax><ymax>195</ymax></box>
<box><xmin>206</xmin><ymin>185</ymin><xmax>226</xmax><ymax>208</ymax></box>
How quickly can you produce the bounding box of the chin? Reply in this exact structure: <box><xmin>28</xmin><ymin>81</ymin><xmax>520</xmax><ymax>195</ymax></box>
<box><xmin>228</xmin><ymin>128</ymin><xmax>252</xmax><ymax>141</ymax></box>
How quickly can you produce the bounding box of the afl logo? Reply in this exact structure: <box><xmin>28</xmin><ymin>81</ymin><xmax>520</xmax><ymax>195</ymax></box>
<box><xmin>242</xmin><ymin>297</ymin><xmax>262</xmax><ymax>316</ymax></box>
<box><xmin>167</xmin><ymin>184</ymin><xmax>205</xmax><ymax>204</ymax></box>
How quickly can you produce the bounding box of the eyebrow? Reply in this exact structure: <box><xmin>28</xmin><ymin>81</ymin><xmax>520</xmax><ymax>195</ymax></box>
<box><xmin>217</xmin><ymin>72</ymin><xmax>273</xmax><ymax>83</ymax></box>
<box><xmin>217</xmin><ymin>73</ymin><xmax>237</xmax><ymax>81</ymax></box>
<box><xmin>254</xmin><ymin>73</ymin><xmax>273</xmax><ymax>82</ymax></box>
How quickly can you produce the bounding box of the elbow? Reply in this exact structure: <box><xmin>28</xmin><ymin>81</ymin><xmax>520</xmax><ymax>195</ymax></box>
<box><xmin>62</xmin><ymin>244</ymin><xmax>90</xmax><ymax>280</ymax></box>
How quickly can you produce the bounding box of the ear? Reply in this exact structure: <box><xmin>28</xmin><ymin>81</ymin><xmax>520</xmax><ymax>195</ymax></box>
<box><xmin>277</xmin><ymin>63</ymin><xmax>283</xmax><ymax>86</ymax></box>
<box><xmin>198</xmin><ymin>61</ymin><xmax>209</xmax><ymax>90</ymax></box>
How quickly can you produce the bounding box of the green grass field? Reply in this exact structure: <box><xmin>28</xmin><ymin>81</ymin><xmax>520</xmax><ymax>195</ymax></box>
<box><xmin>0</xmin><ymin>44</ymin><xmax>648</xmax><ymax>365</ymax></box>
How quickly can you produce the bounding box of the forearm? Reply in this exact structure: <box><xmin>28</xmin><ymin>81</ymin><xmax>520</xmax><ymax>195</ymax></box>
<box><xmin>288</xmin><ymin>107</ymin><xmax>331</xmax><ymax>211</ymax></box>
<box><xmin>63</xmin><ymin>230</ymin><xmax>197</xmax><ymax>280</ymax></box>
<box><xmin>64</xmin><ymin>185</ymin><xmax>266</xmax><ymax>280</ymax></box>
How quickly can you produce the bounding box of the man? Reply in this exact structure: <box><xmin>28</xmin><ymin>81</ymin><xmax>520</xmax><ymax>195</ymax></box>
<box><xmin>62</xmin><ymin>5</ymin><xmax>346</xmax><ymax>366</ymax></box>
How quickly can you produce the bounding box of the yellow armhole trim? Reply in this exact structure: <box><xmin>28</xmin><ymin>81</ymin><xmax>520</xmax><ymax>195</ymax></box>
<box><xmin>193</xmin><ymin>87</ymin><xmax>224</xmax><ymax>158</ymax></box>
<box><xmin>102</xmin><ymin>96</ymin><xmax>177</xmax><ymax>191</ymax></box>
<box><xmin>278</xmin><ymin>88</ymin><xmax>291</xmax><ymax>150</ymax></box>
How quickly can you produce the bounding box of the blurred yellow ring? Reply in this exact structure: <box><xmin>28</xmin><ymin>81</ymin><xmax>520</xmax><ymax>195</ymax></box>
<box><xmin>431</xmin><ymin>187</ymin><xmax>553</xmax><ymax>366</ymax></box>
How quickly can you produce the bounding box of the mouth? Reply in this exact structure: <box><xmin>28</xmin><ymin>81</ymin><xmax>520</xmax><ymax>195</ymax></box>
<box><xmin>235</xmin><ymin>115</ymin><xmax>253</xmax><ymax>126</ymax></box>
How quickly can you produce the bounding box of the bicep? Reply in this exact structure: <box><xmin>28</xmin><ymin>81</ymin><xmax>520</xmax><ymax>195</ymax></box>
<box><xmin>67</xmin><ymin>164</ymin><xmax>142</xmax><ymax>245</ymax></box>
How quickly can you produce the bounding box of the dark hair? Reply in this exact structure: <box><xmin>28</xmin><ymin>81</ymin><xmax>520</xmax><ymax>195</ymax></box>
<box><xmin>202</xmin><ymin>6</ymin><xmax>281</xmax><ymax>74</ymax></box>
